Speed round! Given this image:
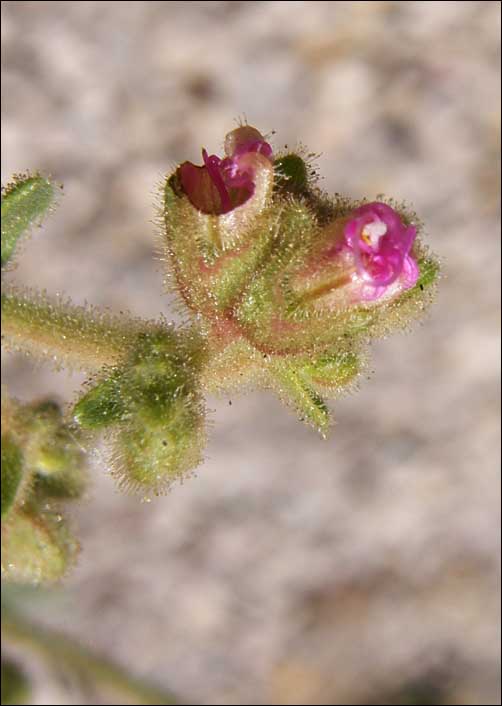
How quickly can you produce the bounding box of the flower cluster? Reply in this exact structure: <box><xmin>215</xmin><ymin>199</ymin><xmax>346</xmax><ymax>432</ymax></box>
<box><xmin>1</xmin><ymin>126</ymin><xmax>440</xmax><ymax>507</ymax></box>
<box><xmin>173</xmin><ymin>127</ymin><xmax>421</xmax><ymax>306</ymax></box>
<box><xmin>163</xmin><ymin>124</ymin><xmax>438</xmax><ymax>434</ymax></box>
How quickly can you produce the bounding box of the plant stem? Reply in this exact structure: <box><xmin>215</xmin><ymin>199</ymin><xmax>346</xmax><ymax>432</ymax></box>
<box><xmin>1</xmin><ymin>286</ymin><xmax>145</xmax><ymax>372</ymax></box>
<box><xmin>2</xmin><ymin>608</ymin><xmax>180</xmax><ymax>705</ymax></box>
<box><xmin>1</xmin><ymin>286</ymin><xmax>265</xmax><ymax>394</ymax></box>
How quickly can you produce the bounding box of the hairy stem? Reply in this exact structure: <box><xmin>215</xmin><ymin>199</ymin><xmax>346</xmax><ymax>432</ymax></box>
<box><xmin>1</xmin><ymin>286</ymin><xmax>146</xmax><ymax>372</ymax></box>
<box><xmin>2</xmin><ymin>608</ymin><xmax>179</xmax><ymax>705</ymax></box>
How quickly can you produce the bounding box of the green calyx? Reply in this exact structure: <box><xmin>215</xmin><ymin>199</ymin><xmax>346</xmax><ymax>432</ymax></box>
<box><xmin>163</xmin><ymin>158</ymin><xmax>277</xmax><ymax>315</ymax></box>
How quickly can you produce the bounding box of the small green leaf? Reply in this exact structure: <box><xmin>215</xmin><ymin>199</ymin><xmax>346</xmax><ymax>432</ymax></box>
<box><xmin>270</xmin><ymin>361</ymin><xmax>331</xmax><ymax>437</ymax></box>
<box><xmin>73</xmin><ymin>373</ymin><xmax>126</xmax><ymax>430</ymax></box>
<box><xmin>1</xmin><ymin>174</ymin><xmax>57</xmax><ymax>267</ymax></box>
<box><xmin>1</xmin><ymin>435</ymin><xmax>25</xmax><ymax>518</ymax></box>
<box><xmin>300</xmin><ymin>350</ymin><xmax>360</xmax><ymax>392</ymax></box>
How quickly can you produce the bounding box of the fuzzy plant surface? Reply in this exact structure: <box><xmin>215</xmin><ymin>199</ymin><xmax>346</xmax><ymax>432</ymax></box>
<box><xmin>1</xmin><ymin>125</ymin><xmax>439</xmax><ymax>585</ymax></box>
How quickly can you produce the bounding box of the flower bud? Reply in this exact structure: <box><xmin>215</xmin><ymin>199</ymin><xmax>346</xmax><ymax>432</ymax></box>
<box><xmin>111</xmin><ymin>392</ymin><xmax>206</xmax><ymax>496</ymax></box>
<box><xmin>109</xmin><ymin>329</ymin><xmax>207</xmax><ymax>494</ymax></box>
<box><xmin>223</xmin><ymin>125</ymin><xmax>268</xmax><ymax>157</ymax></box>
<box><xmin>24</xmin><ymin>400</ymin><xmax>85</xmax><ymax>478</ymax></box>
<box><xmin>163</xmin><ymin>125</ymin><xmax>275</xmax><ymax>315</ymax></box>
<box><xmin>2</xmin><ymin>394</ymin><xmax>87</xmax><ymax>511</ymax></box>
<box><xmin>73</xmin><ymin>325</ymin><xmax>208</xmax><ymax>495</ymax></box>
<box><xmin>274</xmin><ymin>153</ymin><xmax>310</xmax><ymax>194</ymax></box>
<box><xmin>1</xmin><ymin>395</ymin><xmax>85</xmax><ymax>584</ymax></box>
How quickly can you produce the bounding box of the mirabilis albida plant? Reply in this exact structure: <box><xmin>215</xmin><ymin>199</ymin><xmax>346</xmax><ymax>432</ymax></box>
<box><xmin>1</xmin><ymin>125</ymin><xmax>439</xmax><ymax>583</ymax></box>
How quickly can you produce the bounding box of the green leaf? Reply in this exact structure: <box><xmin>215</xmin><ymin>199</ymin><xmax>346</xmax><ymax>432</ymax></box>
<box><xmin>269</xmin><ymin>361</ymin><xmax>331</xmax><ymax>437</ymax></box>
<box><xmin>73</xmin><ymin>373</ymin><xmax>126</xmax><ymax>430</ymax></box>
<box><xmin>300</xmin><ymin>350</ymin><xmax>360</xmax><ymax>392</ymax></box>
<box><xmin>1</xmin><ymin>174</ymin><xmax>57</xmax><ymax>267</ymax></box>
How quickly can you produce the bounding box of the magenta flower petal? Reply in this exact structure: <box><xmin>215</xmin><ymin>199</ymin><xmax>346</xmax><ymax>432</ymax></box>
<box><xmin>343</xmin><ymin>202</ymin><xmax>419</xmax><ymax>297</ymax></box>
<box><xmin>202</xmin><ymin>149</ymin><xmax>232</xmax><ymax>213</ymax></box>
<box><xmin>178</xmin><ymin>131</ymin><xmax>273</xmax><ymax>216</ymax></box>
<box><xmin>402</xmin><ymin>253</ymin><xmax>420</xmax><ymax>288</ymax></box>
<box><xmin>178</xmin><ymin>161</ymin><xmax>229</xmax><ymax>215</ymax></box>
<box><xmin>233</xmin><ymin>140</ymin><xmax>274</xmax><ymax>160</ymax></box>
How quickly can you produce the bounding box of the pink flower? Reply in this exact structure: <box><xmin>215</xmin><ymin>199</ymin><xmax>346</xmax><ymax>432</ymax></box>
<box><xmin>179</xmin><ymin>127</ymin><xmax>273</xmax><ymax>215</ymax></box>
<box><xmin>343</xmin><ymin>202</ymin><xmax>419</xmax><ymax>301</ymax></box>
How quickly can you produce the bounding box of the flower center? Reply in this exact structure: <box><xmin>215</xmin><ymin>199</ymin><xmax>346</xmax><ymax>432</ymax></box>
<box><xmin>361</xmin><ymin>219</ymin><xmax>387</xmax><ymax>248</ymax></box>
<box><xmin>202</xmin><ymin>149</ymin><xmax>233</xmax><ymax>213</ymax></box>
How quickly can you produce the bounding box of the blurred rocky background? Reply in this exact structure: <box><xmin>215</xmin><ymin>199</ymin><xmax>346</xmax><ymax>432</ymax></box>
<box><xmin>1</xmin><ymin>1</ymin><xmax>501</xmax><ymax>704</ymax></box>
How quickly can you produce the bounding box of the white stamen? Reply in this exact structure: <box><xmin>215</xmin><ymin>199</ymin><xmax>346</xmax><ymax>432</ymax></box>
<box><xmin>362</xmin><ymin>219</ymin><xmax>387</xmax><ymax>247</ymax></box>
